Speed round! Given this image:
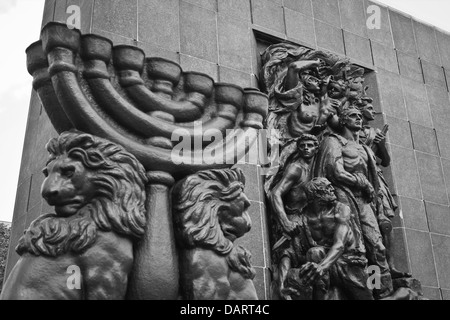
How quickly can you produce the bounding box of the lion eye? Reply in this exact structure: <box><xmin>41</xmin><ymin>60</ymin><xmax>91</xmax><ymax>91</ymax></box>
<box><xmin>61</xmin><ymin>167</ymin><xmax>75</xmax><ymax>178</ymax></box>
<box><xmin>42</xmin><ymin>168</ymin><xmax>49</xmax><ymax>177</ymax></box>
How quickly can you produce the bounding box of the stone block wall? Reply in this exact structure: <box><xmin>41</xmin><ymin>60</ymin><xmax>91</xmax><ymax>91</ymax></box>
<box><xmin>6</xmin><ymin>0</ymin><xmax>450</xmax><ymax>300</ymax></box>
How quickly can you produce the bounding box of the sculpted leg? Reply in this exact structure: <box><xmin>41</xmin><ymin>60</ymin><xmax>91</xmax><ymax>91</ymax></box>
<box><xmin>358</xmin><ymin>203</ymin><xmax>393</xmax><ymax>298</ymax></box>
<box><xmin>279</xmin><ymin>256</ymin><xmax>292</xmax><ymax>300</ymax></box>
<box><xmin>379</xmin><ymin>215</ymin><xmax>411</xmax><ymax>279</ymax></box>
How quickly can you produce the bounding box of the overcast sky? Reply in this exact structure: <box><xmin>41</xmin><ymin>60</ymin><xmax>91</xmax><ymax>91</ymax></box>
<box><xmin>0</xmin><ymin>0</ymin><xmax>450</xmax><ymax>222</ymax></box>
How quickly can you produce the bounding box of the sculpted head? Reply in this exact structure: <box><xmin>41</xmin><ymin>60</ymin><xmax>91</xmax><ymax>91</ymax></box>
<box><xmin>356</xmin><ymin>96</ymin><xmax>375</xmax><ymax>122</ymax></box>
<box><xmin>304</xmin><ymin>177</ymin><xmax>337</xmax><ymax>205</ymax></box>
<box><xmin>173</xmin><ymin>168</ymin><xmax>251</xmax><ymax>254</ymax></box>
<box><xmin>18</xmin><ymin>131</ymin><xmax>148</xmax><ymax>256</ymax></box>
<box><xmin>172</xmin><ymin>168</ymin><xmax>255</xmax><ymax>279</ymax></box>
<box><xmin>339</xmin><ymin>105</ymin><xmax>363</xmax><ymax>131</ymax></box>
<box><xmin>297</xmin><ymin>134</ymin><xmax>319</xmax><ymax>160</ymax></box>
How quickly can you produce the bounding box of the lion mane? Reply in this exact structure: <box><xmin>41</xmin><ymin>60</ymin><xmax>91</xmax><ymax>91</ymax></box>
<box><xmin>17</xmin><ymin>130</ymin><xmax>148</xmax><ymax>257</ymax></box>
<box><xmin>172</xmin><ymin>168</ymin><xmax>256</xmax><ymax>279</ymax></box>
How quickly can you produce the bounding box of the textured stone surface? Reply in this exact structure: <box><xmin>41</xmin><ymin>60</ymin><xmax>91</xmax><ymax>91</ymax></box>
<box><xmin>218</xmin><ymin>0</ymin><xmax>251</xmax><ymax>21</ymax></box>
<box><xmin>138</xmin><ymin>0</ymin><xmax>180</xmax><ymax>52</ymax></box>
<box><xmin>41</xmin><ymin>0</ymin><xmax>55</xmax><ymax>27</ymax></box>
<box><xmin>436</xmin><ymin>130</ymin><xmax>450</xmax><ymax>160</ymax></box>
<box><xmin>343</xmin><ymin>31</ymin><xmax>372</xmax><ymax>66</ymax></box>
<box><xmin>410</xmin><ymin>123</ymin><xmax>438</xmax><ymax>156</ymax></box>
<box><xmin>219</xmin><ymin>66</ymin><xmax>252</xmax><ymax>88</ymax></box>
<box><xmin>392</xmin><ymin>228</ymin><xmax>412</xmax><ymax>275</ymax></box>
<box><xmin>413</xmin><ymin>20</ymin><xmax>441</xmax><ymax>66</ymax></box>
<box><xmin>234</xmin><ymin>163</ymin><xmax>262</xmax><ymax>203</ymax></box>
<box><xmin>137</xmin><ymin>42</ymin><xmax>180</xmax><ymax>64</ymax></box>
<box><xmin>431</xmin><ymin>234</ymin><xmax>450</xmax><ymax>289</ymax></box>
<box><xmin>385</xmin><ymin>115</ymin><xmax>413</xmax><ymax>149</ymax></box>
<box><xmin>389</xmin><ymin>9</ymin><xmax>417</xmax><ymax>55</ymax></box>
<box><xmin>377</xmin><ymin>70</ymin><xmax>407</xmax><ymax>120</ymax></box>
<box><xmin>402</xmin><ymin>78</ymin><xmax>433</xmax><ymax>127</ymax></box>
<box><xmin>180</xmin><ymin>54</ymin><xmax>218</xmax><ymax>82</ymax></box>
<box><xmin>53</xmin><ymin>0</ymin><xmax>68</xmax><ymax>23</ymax></box>
<box><xmin>27</xmin><ymin>173</ymin><xmax>46</xmax><ymax>213</ymax></box>
<box><xmin>18</xmin><ymin>91</ymin><xmax>42</xmax><ymax>184</ymax></box>
<box><xmin>12</xmin><ymin>177</ymin><xmax>32</xmax><ymax>221</ymax></box>
<box><xmin>364</xmin><ymin>71</ymin><xmax>382</xmax><ymax>113</ymax></box>
<box><xmin>422</xmin><ymin>60</ymin><xmax>447</xmax><ymax>90</ymax></box>
<box><xmin>365</xmin><ymin>0</ymin><xmax>394</xmax><ymax>48</ymax></box>
<box><xmin>436</xmin><ymin>30</ymin><xmax>450</xmax><ymax>70</ymax></box>
<box><xmin>426</xmin><ymin>85</ymin><xmax>450</xmax><ymax>108</ymax></box>
<box><xmin>416</xmin><ymin>152</ymin><xmax>448</xmax><ymax>205</ymax></box>
<box><xmin>312</xmin><ymin>0</ymin><xmax>341</xmax><ymax>28</ymax></box>
<box><xmin>183</xmin><ymin>0</ymin><xmax>217</xmax><ymax>11</ymax></box>
<box><xmin>91</xmin><ymin>28</ymin><xmax>136</xmax><ymax>46</ymax></box>
<box><xmin>180</xmin><ymin>1</ymin><xmax>218</xmax><ymax>62</ymax></box>
<box><xmin>425</xmin><ymin>202</ymin><xmax>450</xmax><ymax>236</ymax></box>
<box><xmin>218</xmin><ymin>14</ymin><xmax>252</xmax><ymax>73</ymax></box>
<box><xmin>428</xmin><ymin>101</ymin><xmax>450</xmax><ymax>135</ymax></box>
<box><xmin>236</xmin><ymin>201</ymin><xmax>265</xmax><ymax>267</ymax></box>
<box><xmin>285</xmin><ymin>8</ymin><xmax>316</xmax><ymax>47</ymax></box>
<box><xmin>253</xmin><ymin>267</ymin><xmax>267</xmax><ymax>300</ymax></box>
<box><xmin>371</xmin><ymin>41</ymin><xmax>399</xmax><ymax>73</ymax></box>
<box><xmin>390</xmin><ymin>145</ymin><xmax>422</xmax><ymax>199</ymax></box>
<box><xmin>399</xmin><ymin>196</ymin><xmax>428</xmax><ymax>232</ymax></box>
<box><xmin>422</xmin><ymin>286</ymin><xmax>442</xmax><ymax>300</ymax></box>
<box><xmin>314</xmin><ymin>19</ymin><xmax>345</xmax><ymax>55</ymax></box>
<box><xmin>93</xmin><ymin>0</ymin><xmax>137</xmax><ymax>39</ymax></box>
<box><xmin>442</xmin><ymin>289</ymin><xmax>450</xmax><ymax>300</ymax></box>
<box><xmin>405</xmin><ymin>229</ymin><xmax>438</xmax><ymax>287</ymax></box>
<box><xmin>29</xmin><ymin>112</ymin><xmax>58</xmax><ymax>181</ymax></box>
<box><xmin>251</xmin><ymin>0</ymin><xmax>285</xmax><ymax>34</ymax></box>
<box><xmin>339</xmin><ymin>0</ymin><xmax>367</xmax><ymax>37</ymax></box>
<box><xmin>283</xmin><ymin>0</ymin><xmax>312</xmax><ymax>16</ymax></box>
<box><xmin>442</xmin><ymin>159</ymin><xmax>450</xmax><ymax>200</ymax></box>
<box><xmin>397</xmin><ymin>51</ymin><xmax>424</xmax><ymax>83</ymax></box>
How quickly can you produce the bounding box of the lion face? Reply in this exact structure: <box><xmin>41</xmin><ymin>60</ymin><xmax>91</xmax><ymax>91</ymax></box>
<box><xmin>41</xmin><ymin>155</ymin><xmax>96</xmax><ymax>217</ymax></box>
<box><xmin>218</xmin><ymin>193</ymin><xmax>252</xmax><ymax>242</ymax></box>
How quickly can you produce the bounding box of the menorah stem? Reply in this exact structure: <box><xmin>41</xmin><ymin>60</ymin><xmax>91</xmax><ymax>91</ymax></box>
<box><xmin>127</xmin><ymin>171</ymin><xmax>179</xmax><ymax>300</ymax></box>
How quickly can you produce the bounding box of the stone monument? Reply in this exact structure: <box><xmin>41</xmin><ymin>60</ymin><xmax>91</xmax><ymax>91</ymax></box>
<box><xmin>4</xmin><ymin>0</ymin><xmax>450</xmax><ymax>300</ymax></box>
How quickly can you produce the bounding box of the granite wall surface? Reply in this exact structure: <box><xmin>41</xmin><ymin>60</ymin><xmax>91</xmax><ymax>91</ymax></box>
<box><xmin>6</xmin><ymin>0</ymin><xmax>450</xmax><ymax>300</ymax></box>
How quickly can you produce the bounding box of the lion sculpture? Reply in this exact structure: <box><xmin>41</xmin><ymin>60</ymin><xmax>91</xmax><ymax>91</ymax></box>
<box><xmin>1</xmin><ymin>131</ymin><xmax>148</xmax><ymax>300</ymax></box>
<box><xmin>172</xmin><ymin>169</ymin><xmax>258</xmax><ymax>300</ymax></box>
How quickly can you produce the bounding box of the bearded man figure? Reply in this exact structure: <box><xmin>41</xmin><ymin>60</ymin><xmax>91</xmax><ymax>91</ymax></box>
<box><xmin>1</xmin><ymin>131</ymin><xmax>148</xmax><ymax>300</ymax></box>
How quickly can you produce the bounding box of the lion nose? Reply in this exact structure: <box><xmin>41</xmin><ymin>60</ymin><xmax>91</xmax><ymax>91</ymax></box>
<box><xmin>41</xmin><ymin>182</ymin><xmax>60</xmax><ymax>204</ymax></box>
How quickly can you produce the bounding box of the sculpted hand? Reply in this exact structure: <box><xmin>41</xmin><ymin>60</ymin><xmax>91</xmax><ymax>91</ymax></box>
<box><xmin>281</xmin><ymin>219</ymin><xmax>300</xmax><ymax>236</ymax></box>
<box><xmin>299</xmin><ymin>262</ymin><xmax>325</xmax><ymax>286</ymax></box>
<box><xmin>373</xmin><ymin>131</ymin><xmax>386</xmax><ymax>145</ymax></box>
<box><xmin>355</xmin><ymin>173</ymin><xmax>375</xmax><ymax>202</ymax></box>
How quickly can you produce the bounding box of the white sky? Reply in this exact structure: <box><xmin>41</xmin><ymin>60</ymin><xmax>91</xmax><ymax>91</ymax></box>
<box><xmin>0</xmin><ymin>0</ymin><xmax>450</xmax><ymax>222</ymax></box>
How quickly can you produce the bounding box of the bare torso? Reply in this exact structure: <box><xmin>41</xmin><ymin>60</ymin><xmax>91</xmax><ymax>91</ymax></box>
<box><xmin>305</xmin><ymin>203</ymin><xmax>356</xmax><ymax>251</ymax></box>
<box><xmin>180</xmin><ymin>248</ymin><xmax>258</xmax><ymax>300</ymax></box>
<box><xmin>1</xmin><ymin>232</ymin><xmax>133</xmax><ymax>300</ymax></box>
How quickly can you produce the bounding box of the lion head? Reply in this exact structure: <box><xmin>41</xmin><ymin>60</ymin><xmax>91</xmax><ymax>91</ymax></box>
<box><xmin>172</xmin><ymin>168</ymin><xmax>255</xmax><ymax>279</ymax></box>
<box><xmin>17</xmin><ymin>130</ymin><xmax>148</xmax><ymax>257</ymax></box>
